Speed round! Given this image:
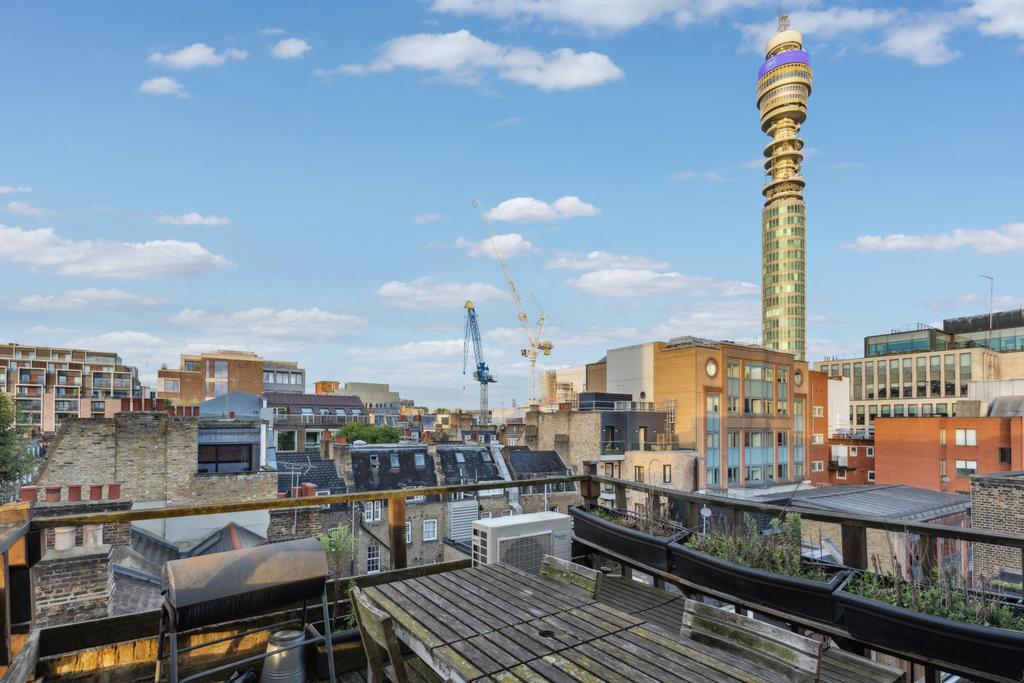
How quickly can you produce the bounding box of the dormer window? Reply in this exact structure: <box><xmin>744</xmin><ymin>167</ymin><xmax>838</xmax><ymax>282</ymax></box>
<box><xmin>455</xmin><ymin>452</ymin><xmax>465</xmax><ymax>464</ymax></box>
<box><xmin>369</xmin><ymin>453</ymin><xmax>380</xmax><ymax>468</ymax></box>
<box><xmin>480</xmin><ymin>450</ymin><xmax>492</xmax><ymax>463</ymax></box>
<box><xmin>300</xmin><ymin>407</ymin><xmax>313</xmax><ymax>415</ymax></box>
<box><xmin>390</xmin><ymin>452</ymin><xmax>400</xmax><ymax>469</ymax></box>
<box><xmin>414</xmin><ymin>452</ymin><xmax>425</xmax><ymax>468</ymax></box>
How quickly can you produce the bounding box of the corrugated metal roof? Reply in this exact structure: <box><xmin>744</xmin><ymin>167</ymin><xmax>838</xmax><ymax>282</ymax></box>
<box><xmin>989</xmin><ymin>396</ymin><xmax>1024</xmax><ymax>417</ymax></box>
<box><xmin>757</xmin><ymin>485</ymin><xmax>970</xmax><ymax>522</ymax></box>
<box><xmin>264</xmin><ymin>392</ymin><xmax>365</xmax><ymax>410</ymax></box>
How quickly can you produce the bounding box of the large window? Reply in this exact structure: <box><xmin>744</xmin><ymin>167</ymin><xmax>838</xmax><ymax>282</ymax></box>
<box><xmin>889</xmin><ymin>359</ymin><xmax>899</xmax><ymax>398</ymax></box>
<box><xmin>304</xmin><ymin>431</ymin><xmax>322</xmax><ymax>450</ymax></box>
<box><xmin>277</xmin><ymin>430</ymin><xmax>297</xmax><ymax>452</ymax></box>
<box><xmin>916</xmin><ymin>357</ymin><xmax>927</xmax><ymax>397</ymax></box>
<box><xmin>743</xmin><ymin>364</ymin><xmax>774</xmax><ymax>416</ymax></box>
<box><xmin>959</xmin><ymin>354</ymin><xmax>972</xmax><ymax>396</ymax></box>
<box><xmin>930</xmin><ymin>356</ymin><xmax>941</xmax><ymax>397</ymax></box>
<box><xmin>663</xmin><ymin>465</ymin><xmax>672</xmax><ymax>483</ymax></box>
<box><xmin>727</xmin><ymin>430</ymin><xmax>740</xmax><ymax>484</ymax></box>
<box><xmin>944</xmin><ymin>355</ymin><xmax>956</xmax><ymax>397</ymax></box>
<box><xmin>999</xmin><ymin>448</ymin><xmax>1011</xmax><ymax>464</ymax></box>
<box><xmin>902</xmin><ymin>358</ymin><xmax>913</xmax><ymax>398</ymax></box>
<box><xmin>793</xmin><ymin>399</ymin><xmax>804</xmax><ymax>479</ymax></box>
<box><xmin>853</xmin><ymin>362</ymin><xmax>862</xmax><ymax>401</ymax></box>
<box><xmin>954</xmin><ymin>428</ymin><xmax>977</xmax><ymax>446</ymax></box>
<box><xmin>743</xmin><ymin>430</ymin><xmax>774</xmax><ymax>482</ymax></box>
<box><xmin>706</xmin><ymin>394</ymin><xmax>721</xmax><ymax>487</ymax></box>
<box><xmin>367</xmin><ymin>545</ymin><xmax>380</xmax><ymax>574</ymax></box>
<box><xmin>865</xmin><ymin>361</ymin><xmax>875</xmax><ymax>400</ymax></box>
<box><xmin>363</xmin><ymin>500</ymin><xmax>383</xmax><ymax>523</ymax></box>
<box><xmin>162</xmin><ymin>379</ymin><xmax>180</xmax><ymax>393</ymax></box>
<box><xmin>777</xmin><ymin>431</ymin><xmax>788</xmax><ymax>480</ymax></box>
<box><xmin>198</xmin><ymin>444</ymin><xmax>253</xmax><ymax>473</ymax></box>
<box><xmin>955</xmin><ymin>460</ymin><xmax>977</xmax><ymax>477</ymax></box>
<box><xmin>634</xmin><ymin>466</ymin><xmax>644</xmax><ymax>482</ymax></box>
<box><xmin>423</xmin><ymin>519</ymin><xmax>438</xmax><ymax>541</ymax></box>
<box><xmin>726</xmin><ymin>361</ymin><xmax>741</xmax><ymax>415</ymax></box>
<box><xmin>213</xmin><ymin>359</ymin><xmax>228</xmax><ymax>379</ymax></box>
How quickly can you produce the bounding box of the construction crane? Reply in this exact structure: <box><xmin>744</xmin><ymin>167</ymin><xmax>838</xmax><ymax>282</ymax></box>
<box><xmin>463</xmin><ymin>300</ymin><xmax>496</xmax><ymax>424</ymax></box>
<box><xmin>473</xmin><ymin>198</ymin><xmax>553</xmax><ymax>405</ymax></box>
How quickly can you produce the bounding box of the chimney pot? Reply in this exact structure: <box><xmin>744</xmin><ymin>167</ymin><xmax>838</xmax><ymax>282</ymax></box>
<box><xmin>276</xmin><ymin>492</ymin><xmax>287</xmax><ymax>499</ymax></box>
<box><xmin>44</xmin><ymin>486</ymin><xmax>62</xmax><ymax>503</ymax></box>
<box><xmin>107</xmin><ymin>482</ymin><xmax>122</xmax><ymax>500</ymax></box>
<box><xmin>88</xmin><ymin>484</ymin><xmax>104</xmax><ymax>501</ymax></box>
<box><xmin>19</xmin><ymin>485</ymin><xmax>38</xmax><ymax>503</ymax></box>
<box><xmin>67</xmin><ymin>484</ymin><xmax>83</xmax><ymax>502</ymax></box>
<box><xmin>302</xmin><ymin>482</ymin><xmax>318</xmax><ymax>497</ymax></box>
<box><xmin>291</xmin><ymin>486</ymin><xmax>303</xmax><ymax>498</ymax></box>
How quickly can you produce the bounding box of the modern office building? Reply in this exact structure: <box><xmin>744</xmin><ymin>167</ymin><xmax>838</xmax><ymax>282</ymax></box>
<box><xmin>758</xmin><ymin>16</ymin><xmax>812</xmax><ymax>361</ymax></box>
<box><xmin>0</xmin><ymin>342</ymin><xmax>141</xmax><ymax>432</ymax></box>
<box><xmin>813</xmin><ymin>311</ymin><xmax>1024</xmax><ymax>433</ymax></box>
<box><xmin>157</xmin><ymin>350</ymin><xmax>305</xmax><ymax>405</ymax></box>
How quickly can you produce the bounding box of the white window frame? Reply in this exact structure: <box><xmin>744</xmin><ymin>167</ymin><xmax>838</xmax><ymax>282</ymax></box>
<box><xmin>405</xmin><ymin>521</ymin><xmax>412</xmax><ymax>545</ymax></box>
<box><xmin>812</xmin><ymin>433</ymin><xmax>824</xmax><ymax>445</ymax></box>
<box><xmin>955</xmin><ymin>429</ymin><xmax>977</xmax><ymax>446</ymax></box>
<box><xmin>866</xmin><ymin>447</ymin><xmax>874</xmax><ymax>457</ymax></box>
<box><xmin>304</xmin><ymin>430</ymin><xmax>322</xmax><ymax>451</ymax></box>
<box><xmin>422</xmin><ymin>519</ymin><xmax>438</xmax><ymax>542</ymax></box>
<box><xmin>316</xmin><ymin>489</ymin><xmax>331</xmax><ymax>509</ymax></box>
<box><xmin>277</xmin><ymin>430</ymin><xmax>298</xmax><ymax>452</ymax></box>
<box><xmin>406</xmin><ymin>494</ymin><xmax>426</xmax><ymax>503</ymax></box>
<box><xmin>811</xmin><ymin>461</ymin><xmax>824</xmax><ymax>472</ymax></box>
<box><xmin>479</xmin><ymin>512</ymin><xmax>492</xmax><ymax>520</ymax></box>
<box><xmin>363</xmin><ymin>500</ymin><xmax>383</xmax><ymax>523</ymax></box>
<box><xmin>812</xmin><ymin>406</ymin><xmax>824</xmax><ymax>418</ymax></box>
<box><xmin>836</xmin><ymin>469</ymin><xmax>847</xmax><ymax>480</ymax></box>
<box><xmin>367</xmin><ymin>545</ymin><xmax>380</xmax><ymax>574</ymax></box>
<box><xmin>850</xmin><ymin>447</ymin><xmax>858</xmax><ymax>457</ymax></box>
<box><xmin>867</xmin><ymin>470</ymin><xmax>876</xmax><ymax>482</ymax></box>
<box><xmin>955</xmin><ymin>459</ymin><xmax>978</xmax><ymax>477</ymax></box>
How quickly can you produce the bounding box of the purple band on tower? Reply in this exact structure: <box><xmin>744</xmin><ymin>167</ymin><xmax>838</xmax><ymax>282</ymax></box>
<box><xmin>757</xmin><ymin>50</ymin><xmax>810</xmax><ymax>80</ymax></box>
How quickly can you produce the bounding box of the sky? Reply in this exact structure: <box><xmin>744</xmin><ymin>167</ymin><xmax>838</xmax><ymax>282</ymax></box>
<box><xmin>1</xmin><ymin>1</ymin><xmax>1023</xmax><ymax>409</ymax></box>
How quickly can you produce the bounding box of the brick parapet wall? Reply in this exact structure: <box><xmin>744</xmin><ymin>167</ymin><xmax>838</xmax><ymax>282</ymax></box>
<box><xmin>266</xmin><ymin>506</ymin><xmax>324</xmax><ymax>543</ymax></box>
<box><xmin>972</xmin><ymin>476</ymin><xmax>1024</xmax><ymax>583</ymax></box>
<box><xmin>32</xmin><ymin>545</ymin><xmax>113</xmax><ymax>628</ymax></box>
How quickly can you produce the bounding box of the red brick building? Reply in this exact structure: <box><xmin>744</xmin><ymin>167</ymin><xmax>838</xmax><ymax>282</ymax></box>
<box><xmin>874</xmin><ymin>416</ymin><xmax>1024</xmax><ymax>493</ymax></box>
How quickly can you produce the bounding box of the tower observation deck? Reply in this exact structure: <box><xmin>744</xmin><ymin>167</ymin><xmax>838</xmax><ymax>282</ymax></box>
<box><xmin>757</xmin><ymin>15</ymin><xmax>812</xmax><ymax>361</ymax></box>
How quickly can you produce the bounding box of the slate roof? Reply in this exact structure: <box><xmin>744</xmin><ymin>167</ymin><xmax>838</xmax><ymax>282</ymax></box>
<box><xmin>756</xmin><ymin>484</ymin><xmax>970</xmax><ymax>522</ymax></box>
<box><xmin>265</xmin><ymin>392</ymin><xmax>366</xmax><ymax>413</ymax></box>
<box><xmin>436</xmin><ymin>445</ymin><xmax>503</xmax><ymax>485</ymax></box>
<box><xmin>507</xmin><ymin>450</ymin><xmax>571</xmax><ymax>479</ymax></box>
<box><xmin>276</xmin><ymin>452</ymin><xmax>347</xmax><ymax>500</ymax></box>
<box><xmin>185</xmin><ymin>522</ymin><xmax>266</xmax><ymax>557</ymax></box>
<box><xmin>348</xmin><ymin>444</ymin><xmax>440</xmax><ymax>502</ymax></box>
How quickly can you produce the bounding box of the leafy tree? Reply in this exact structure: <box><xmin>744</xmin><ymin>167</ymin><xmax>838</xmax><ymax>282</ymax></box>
<box><xmin>319</xmin><ymin>525</ymin><xmax>356</xmax><ymax>631</ymax></box>
<box><xmin>0</xmin><ymin>394</ymin><xmax>32</xmax><ymax>488</ymax></box>
<box><xmin>334</xmin><ymin>421</ymin><xmax>401</xmax><ymax>444</ymax></box>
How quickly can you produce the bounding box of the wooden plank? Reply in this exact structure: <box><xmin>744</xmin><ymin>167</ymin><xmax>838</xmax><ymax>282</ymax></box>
<box><xmin>400</xmin><ymin>577</ymin><xmax>495</xmax><ymax>636</ymax></box>
<box><xmin>540</xmin><ymin>653</ymin><xmax>608</xmax><ymax>683</ymax></box>
<box><xmin>473</xmin><ymin>630</ymin><xmax>540</xmax><ymax>667</ymax></box>
<box><xmin>842</xmin><ymin>524</ymin><xmax>868</xmax><ymax>570</ymax></box>
<box><xmin>487</xmin><ymin>564</ymin><xmax>593</xmax><ymax>608</ymax></box>
<box><xmin>563</xmin><ymin>643</ymin><xmax>665</xmax><ymax>683</ymax></box>
<box><xmin>419</xmin><ymin>574</ymin><xmax>520</xmax><ymax>628</ymax></box>
<box><xmin>440</xmin><ymin>570</ymin><xmax>543</xmax><ymax>622</ymax></box>
<box><xmin>822</xmin><ymin>647</ymin><xmax>905</xmax><ymax>683</ymax></box>
<box><xmin>572</xmin><ymin>602</ymin><xmax>644</xmax><ymax>631</ymax></box>
<box><xmin>374</xmin><ymin>583</ymin><xmax>465</xmax><ymax>644</ymax></box>
<box><xmin>448</xmin><ymin>638</ymin><xmax>505</xmax><ymax>676</ymax></box>
<box><xmin>430</xmin><ymin>645</ymin><xmax>487</xmax><ymax>682</ymax></box>
<box><xmin>585</xmin><ymin>636</ymin><xmax>718</xmax><ymax>683</ymax></box>
<box><xmin>520</xmin><ymin>655</ymin><xmax>582</xmax><ymax>683</ymax></box>
<box><xmin>538</xmin><ymin>556</ymin><xmax>602</xmax><ymax>596</ymax></box>
<box><xmin>386</xmin><ymin>580</ymin><xmax>480</xmax><ymax>640</ymax></box>
<box><xmin>362</xmin><ymin>586</ymin><xmax>446</xmax><ymax>649</ymax></box>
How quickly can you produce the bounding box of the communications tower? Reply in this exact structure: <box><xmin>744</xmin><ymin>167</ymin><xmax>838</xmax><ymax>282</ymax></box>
<box><xmin>757</xmin><ymin>15</ymin><xmax>812</xmax><ymax>360</ymax></box>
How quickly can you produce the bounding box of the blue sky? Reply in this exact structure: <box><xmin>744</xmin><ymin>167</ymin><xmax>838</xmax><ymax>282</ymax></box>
<box><xmin>1</xmin><ymin>1</ymin><xmax>1022</xmax><ymax>408</ymax></box>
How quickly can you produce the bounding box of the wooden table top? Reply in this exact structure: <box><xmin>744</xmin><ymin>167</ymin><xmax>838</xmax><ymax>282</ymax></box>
<box><xmin>362</xmin><ymin>564</ymin><xmax>902</xmax><ymax>683</ymax></box>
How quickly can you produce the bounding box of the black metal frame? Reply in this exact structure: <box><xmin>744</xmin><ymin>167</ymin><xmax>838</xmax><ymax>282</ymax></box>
<box><xmin>153</xmin><ymin>589</ymin><xmax>336</xmax><ymax>683</ymax></box>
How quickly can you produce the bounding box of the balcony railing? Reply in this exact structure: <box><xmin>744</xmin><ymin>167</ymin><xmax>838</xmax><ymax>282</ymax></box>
<box><xmin>9</xmin><ymin>470</ymin><xmax>1024</xmax><ymax>682</ymax></box>
<box><xmin>273</xmin><ymin>413</ymin><xmax>365</xmax><ymax>426</ymax></box>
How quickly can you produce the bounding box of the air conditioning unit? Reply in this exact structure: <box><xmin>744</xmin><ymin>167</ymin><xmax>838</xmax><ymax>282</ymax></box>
<box><xmin>471</xmin><ymin>511</ymin><xmax>572</xmax><ymax>575</ymax></box>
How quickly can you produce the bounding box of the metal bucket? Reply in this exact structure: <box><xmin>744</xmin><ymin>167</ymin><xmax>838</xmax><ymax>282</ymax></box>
<box><xmin>260</xmin><ymin>629</ymin><xmax>307</xmax><ymax>683</ymax></box>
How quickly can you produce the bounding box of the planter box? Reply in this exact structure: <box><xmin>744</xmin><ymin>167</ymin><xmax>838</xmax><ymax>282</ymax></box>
<box><xmin>570</xmin><ymin>505</ymin><xmax>687</xmax><ymax>571</ymax></box>
<box><xmin>304</xmin><ymin>622</ymin><xmax>364</xmax><ymax>679</ymax></box>
<box><xmin>836</xmin><ymin>575</ymin><xmax>1024</xmax><ymax>681</ymax></box>
<box><xmin>668</xmin><ymin>542</ymin><xmax>849</xmax><ymax>623</ymax></box>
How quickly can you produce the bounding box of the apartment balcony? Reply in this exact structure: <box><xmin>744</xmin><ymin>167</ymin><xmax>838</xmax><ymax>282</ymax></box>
<box><xmin>274</xmin><ymin>413</ymin><xmax>361</xmax><ymax>426</ymax></box>
<box><xmin>16</xmin><ymin>386</ymin><xmax>43</xmax><ymax>398</ymax></box>
<box><xmin>17</xmin><ymin>372</ymin><xmax>45</xmax><ymax>385</ymax></box>
<box><xmin>5</xmin><ymin>471</ymin><xmax>1019</xmax><ymax>682</ymax></box>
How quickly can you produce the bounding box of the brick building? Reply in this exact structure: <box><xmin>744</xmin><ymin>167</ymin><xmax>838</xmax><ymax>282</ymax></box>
<box><xmin>266</xmin><ymin>391</ymin><xmax>367</xmax><ymax>456</ymax></box>
<box><xmin>971</xmin><ymin>471</ymin><xmax>1024</xmax><ymax>586</ymax></box>
<box><xmin>874</xmin><ymin>416</ymin><xmax>1023</xmax><ymax>493</ymax></box>
<box><xmin>157</xmin><ymin>349</ymin><xmax>305</xmax><ymax>405</ymax></box>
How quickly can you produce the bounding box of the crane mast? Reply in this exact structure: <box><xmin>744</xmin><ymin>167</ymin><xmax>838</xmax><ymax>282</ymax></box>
<box><xmin>473</xmin><ymin>198</ymin><xmax>553</xmax><ymax>405</ymax></box>
<box><xmin>463</xmin><ymin>300</ymin><xmax>496</xmax><ymax>424</ymax></box>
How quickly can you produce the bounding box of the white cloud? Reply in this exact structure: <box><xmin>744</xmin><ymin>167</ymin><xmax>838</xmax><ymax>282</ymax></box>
<box><xmin>139</xmin><ymin>76</ymin><xmax>188</xmax><ymax>98</ymax></box>
<box><xmin>651</xmin><ymin>299</ymin><xmax>761</xmax><ymax>342</ymax></box>
<box><xmin>318</xmin><ymin>29</ymin><xmax>623</xmax><ymax>91</ymax></box>
<box><xmin>880</xmin><ymin>13</ymin><xmax>963</xmax><ymax>66</ymax></box>
<box><xmin>261</xmin><ymin>27</ymin><xmax>285</xmax><ymax>35</ymax></box>
<box><xmin>270</xmin><ymin>38</ymin><xmax>311</xmax><ymax>59</ymax></box>
<box><xmin>158</xmin><ymin>212</ymin><xmax>231</xmax><ymax>226</ymax></box>
<box><xmin>0</xmin><ymin>224</ymin><xmax>233</xmax><ymax>278</ymax></box>
<box><xmin>487</xmin><ymin>324</ymin><xmax>640</xmax><ymax>348</ymax></box>
<box><xmin>0</xmin><ymin>186</ymin><xmax>31</xmax><ymax>194</ymax></box>
<box><xmin>485</xmin><ymin>195</ymin><xmax>599</xmax><ymax>222</ymax></box>
<box><xmin>545</xmin><ymin>250</ymin><xmax>668</xmax><ymax>271</ymax></box>
<box><xmin>349</xmin><ymin>339</ymin><xmax>465</xmax><ymax>363</ymax></box>
<box><xmin>169</xmin><ymin>307</ymin><xmax>367</xmax><ymax>342</ymax></box>
<box><xmin>567</xmin><ymin>269</ymin><xmax>757</xmax><ymax>297</ymax></box>
<box><xmin>430</xmin><ymin>0</ymin><xmax>761</xmax><ymax>33</ymax></box>
<box><xmin>969</xmin><ymin>0</ymin><xmax>1024</xmax><ymax>40</ymax></box>
<box><xmin>737</xmin><ymin>8</ymin><xmax>898</xmax><ymax>52</ymax></box>
<box><xmin>413</xmin><ymin>212</ymin><xmax>443</xmax><ymax>224</ymax></box>
<box><xmin>843</xmin><ymin>222</ymin><xmax>1024</xmax><ymax>255</ymax></box>
<box><xmin>672</xmin><ymin>170</ymin><xmax>726</xmax><ymax>182</ymax></box>
<box><xmin>13</xmin><ymin>288</ymin><xmax>165</xmax><ymax>310</ymax></box>
<box><xmin>147</xmin><ymin>43</ymin><xmax>248</xmax><ymax>70</ymax></box>
<box><xmin>5</xmin><ymin>201</ymin><xmax>47</xmax><ymax>216</ymax></box>
<box><xmin>922</xmin><ymin>291</ymin><xmax>1024</xmax><ymax>312</ymax></box>
<box><xmin>455</xmin><ymin>233</ymin><xmax>534</xmax><ymax>259</ymax></box>
<box><xmin>376</xmin><ymin>277</ymin><xmax>508</xmax><ymax>308</ymax></box>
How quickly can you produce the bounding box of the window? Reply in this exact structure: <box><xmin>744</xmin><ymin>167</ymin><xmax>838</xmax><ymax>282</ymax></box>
<box><xmin>867</xmin><ymin>470</ymin><xmax>876</xmax><ymax>482</ymax></box>
<box><xmin>363</xmin><ymin>500</ymin><xmax>383</xmax><ymax>523</ymax></box>
<box><xmin>316</xmin><ymin>490</ymin><xmax>331</xmax><ymax>509</ymax></box>
<box><xmin>727</xmin><ymin>361</ymin><xmax>741</xmax><ymax>415</ymax></box>
<box><xmin>198</xmin><ymin>444</ymin><xmax>253</xmax><ymax>473</ymax></box>
<box><xmin>812</xmin><ymin>433</ymin><xmax>824</xmax><ymax>445</ymax></box>
<box><xmin>939</xmin><ymin>428</ymin><xmax>946</xmax><ymax>445</ymax></box>
<box><xmin>300</xmin><ymin>407</ymin><xmax>314</xmax><ymax>415</ymax></box>
<box><xmin>263</xmin><ymin>370</ymin><xmax>273</xmax><ymax>383</ymax></box>
<box><xmin>276</xmin><ymin>430</ymin><xmax>297</xmax><ymax>452</ymax></box>
<box><xmin>455</xmin><ymin>451</ymin><xmax>465</xmax><ymax>464</ymax></box>
<box><xmin>944</xmin><ymin>355</ymin><xmax>956</xmax><ymax>396</ymax></box>
<box><xmin>812</xmin><ymin>461</ymin><xmax>824</xmax><ymax>472</ymax></box>
<box><xmin>959</xmin><ymin>354</ymin><xmax>972</xmax><ymax>396</ymax></box>
<box><xmin>955</xmin><ymin>459</ymin><xmax>978</xmax><ymax>477</ymax></box>
<box><xmin>940</xmin><ymin>460</ymin><xmax>947</xmax><ymax>477</ymax></box>
<box><xmin>663</xmin><ymin>464</ymin><xmax>672</xmax><ymax>483</ymax></box>
<box><xmin>304</xmin><ymin>431</ymin><xmax>322</xmax><ymax>450</ymax></box>
<box><xmin>406</xmin><ymin>521</ymin><xmax>412</xmax><ymax>544</ymax></box>
<box><xmin>480</xmin><ymin>450</ymin><xmax>492</xmax><ymax>462</ymax></box>
<box><xmin>414</xmin><ymin>452</ymin><xmax>426</xmax><ymax>468</ymax></box>
<box><xmin>213</xmin><ymin>360</ymin><xmax>228</xmax><ymax>379</ymax></box>
<box><xmin>390</xmin><ymin>452</ymin><xmax>400</xmax><ymax>469</ymax></box>
<box><xmin>634</xmin><ymin>503</ymin><xmax>644</xmax><ymax>516</ymax></box>
<box><xmin>184</xmin><ymin>360</ymin><xmax>200</xmax><ymax>372</ymax></box>
<box><xmin>406</xmin><ymin>493</ymin><xmax>425</xmax><ymax>503</ymax></box>
<box><xmin>292</xmin><ymin>372</ymin><xmax>303</xmax><ymax>385</ymax></box>
<box><xmin>812</xmin><ymin>406</ymin><xmax>823</xmax><ymax>418</ymax></box>
<box><xmin>866</xmin><ymin>447</ymin><xmax>874</xmax><ymax>458</ymax></box>
<box><xmin>836</xmin><ymin>469</ymin><xmax>847</xmax><ymax>480</ymax></box>
<box><xmin>634</xmin><ymin>466</ymin><xmax>644</xmax><ymax>482</ymax></box>
<box><xmin>955</xmin><ymin>429</ymin><xmax>977</xmax><ymax>446</ymax></box>
<box><xmin>705</xmin><ymin>393</ymin><xmax>720</xmax><ymax>487</ymax></box>
<box><xmin>479</xmin><ymin>512</ymin><xmax>492</xmax><ymax>520</ymax></box>
<box><xmin>162</xmin><ymin>379</ymin><xmax>180</xmax><ymax>393</ymax></box>
<box><xmin>850</xmin><ymin>447</ymin><xmax>858</xmax><ymax>457</ymax></box>
<box><xmin>999</xmin><ymin>447</ymin><xmax>1011</xmax><ymax>465</ymax></box>
<box><xmin>743</xmin><ymin>363</ymin><xmax>774</xmax><ymax>416</ymax></box>
<box><xmin>367</xmin><ymin>546</ymin><xmax>380</xmax><ymax>574</ymax></box>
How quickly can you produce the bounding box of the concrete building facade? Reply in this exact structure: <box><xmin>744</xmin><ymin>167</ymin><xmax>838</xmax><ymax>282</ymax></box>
<box><xmin>0</xmin><ymin>343</ymin><xmax>141</xmax><ymax>433</ymax></box>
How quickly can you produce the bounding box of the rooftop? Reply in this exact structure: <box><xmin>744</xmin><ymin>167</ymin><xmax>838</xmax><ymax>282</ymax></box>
<box><xmin>757</xmin><ymin>484</ymin><xmax>970</xmax><ymax>522</ymax></box>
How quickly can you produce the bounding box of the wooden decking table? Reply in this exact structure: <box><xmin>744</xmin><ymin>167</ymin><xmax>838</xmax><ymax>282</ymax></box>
<box><xmin>361</xmin><ymin>564</ymin><xmax>902</xmax><ymax>683</ymax></box>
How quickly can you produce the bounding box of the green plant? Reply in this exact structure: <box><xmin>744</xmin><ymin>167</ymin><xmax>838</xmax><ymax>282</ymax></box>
<box><xmin>589</xmin><ymin>504</ymin><xmax>681</xmax><ymax>537</ymax></box>
<box><xmin>0</xmin><ymin>395</ymin><xmax>31</xmax><ymax>491</ymax></box>
<box><xmin>846</xmin><ymin>556</ymin><xmax>1024</xmax><ymax>632</ymax></box>
<box><xmin>685</xmin><ymin>512</ymin><xmax>828</xmax><ymax>582</ymax></box>
<box><xmin>319</xmin><ymin>525</ymin><xmax>356</xmax><ymax>631</ymax></box>
<box><xmin>333</xmin><ymin>422</ymin><xmax>401</xmax><ymax>444</ymax></box>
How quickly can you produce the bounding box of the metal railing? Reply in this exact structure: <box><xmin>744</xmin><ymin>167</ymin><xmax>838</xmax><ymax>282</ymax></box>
<box><xmin>273</xmin><ymin>413</ymin><xmax>364</xmax><ymax>426</ymax></box>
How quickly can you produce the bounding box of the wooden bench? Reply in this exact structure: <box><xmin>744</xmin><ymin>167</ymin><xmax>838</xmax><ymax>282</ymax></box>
<box><xmin>538</xmin><ymin>555</ymin><xmax>603</xmax><ymax>597</ymax></box>
<box><xmin>349</xmin><ymin>587</ymin><xmax>443</xmax><ymax>683</ymax></box>
<box><xmin>681</xmin><ymin>598</ymin><xmax>824</xmax><ymax>682</ymax></box>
